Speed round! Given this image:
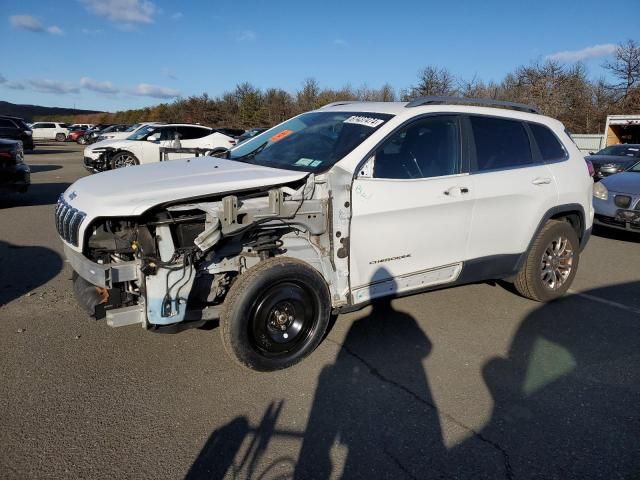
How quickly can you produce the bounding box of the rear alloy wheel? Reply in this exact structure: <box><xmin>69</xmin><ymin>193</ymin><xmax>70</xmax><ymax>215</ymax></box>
<box><xmin>55</xmin><ymin>133</ymin><xmax>66</xmax><ymax>142</ymax></box>
<box><xmin>221</xmin><ymin>257</ymin><xmax>331</xmax><ymax>371</ymax></box>
<box><xmin>111</xmin><ymin>151</ymin><xmax>139</xmax><ymax>169</ymax></box>
<box><xmin>514</xmin><ymin>220</ymin><xmax>580</xmax><ymax>302</ymax></box>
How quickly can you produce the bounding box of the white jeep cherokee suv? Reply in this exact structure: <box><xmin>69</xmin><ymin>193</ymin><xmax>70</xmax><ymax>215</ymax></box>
<box><xmin>56</xmin><ymin>97</ymin><xmax>593</xmax><ymax>371</ymax></box>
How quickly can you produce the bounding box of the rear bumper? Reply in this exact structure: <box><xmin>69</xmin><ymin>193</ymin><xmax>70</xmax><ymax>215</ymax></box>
<box><xmin>0</xmin><ymin>164</ymin><xmax>30</xmax><ymax>192</ymax></box>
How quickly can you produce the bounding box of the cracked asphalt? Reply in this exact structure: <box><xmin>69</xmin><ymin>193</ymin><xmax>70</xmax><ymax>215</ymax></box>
<box><xmin>1</xmin><ymin>142</ymin><xmax>640</xmax><ymax>479</ymax></box>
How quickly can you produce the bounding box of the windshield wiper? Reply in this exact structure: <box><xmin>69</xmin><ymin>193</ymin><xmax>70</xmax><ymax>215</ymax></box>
<box><xmin>231</xmin><ymin>141</ymin><xmax>268</xmax><ymax>163</ymax></box>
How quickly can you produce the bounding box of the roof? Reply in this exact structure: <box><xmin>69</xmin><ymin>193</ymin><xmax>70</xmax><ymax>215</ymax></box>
<box><xmin>320</xmin><ymin>100</ymin><xmax>562</xmax><ymax>128</ymax></box>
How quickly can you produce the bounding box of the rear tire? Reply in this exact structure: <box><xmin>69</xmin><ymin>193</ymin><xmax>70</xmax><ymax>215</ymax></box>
<box><xmin>78</xmin><ymin>136</ymin><xmax>87</xmax><ymax>145</ymax></box>
<box><xmin>220</xmin><ymin>257</ymin><xmax>331</xmax><ymax>371</ymax></box>
<box><xmin>513</xmin><ymin>220</ymin><xmax>579</xmax><ymax>302</ymax></box>
<box><xmin>55</xmin><ymin>133</ymin><xmax>66</xmax><ymax>142</ymax></box>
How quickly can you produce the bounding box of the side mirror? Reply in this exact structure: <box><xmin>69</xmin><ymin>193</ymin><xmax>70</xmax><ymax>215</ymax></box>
<box><xmin>589</xmin><ymin>151</ymin><xmax>595</xmax><ymax>155</ymax></box>
<box><xmin>147</xmin><ymin>133</ymin><xmax>160</xmax><ymax>142</ymax></box>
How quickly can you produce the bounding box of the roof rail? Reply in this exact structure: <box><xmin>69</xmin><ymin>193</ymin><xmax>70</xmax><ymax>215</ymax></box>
<box><xmin>321</xmin><ymin>101</ymin><xmax>356</xmax><ymax>109</ymax></box>
<box><xmin>405</xmin><ymin>96</ymin><xmax>540</xmax><ymax>114</ymax></box>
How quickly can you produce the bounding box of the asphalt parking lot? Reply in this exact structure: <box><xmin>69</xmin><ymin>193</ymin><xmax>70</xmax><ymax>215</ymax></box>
<box><xmin>1</xmin><ymin>142</ymin><xmax>640</xmax><ymax>480</ymax></box>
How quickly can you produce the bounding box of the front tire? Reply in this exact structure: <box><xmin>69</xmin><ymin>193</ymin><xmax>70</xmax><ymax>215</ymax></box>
<box><xmin>55</xmin><ymin>133</ymin><xmax>66</xmax><ymax>142</ymax></box>
<box><xmin>513</xmin><ymin>220</ymin><xmax>580</xmax><ymax>302</ymax></box>
<box><xmin>220</xmin><ymin>257</ymin><xmax>331</xmax><ymax>371</ymax></box>
<box><xmin>78</xmin><ymin>136</ymin><xmax>87</xmax><ymax>145</ymax></box>
<box><xmin>110</xmin><ymin>151</ymin><xmax>139</xmax><ymax>169</ymax></box>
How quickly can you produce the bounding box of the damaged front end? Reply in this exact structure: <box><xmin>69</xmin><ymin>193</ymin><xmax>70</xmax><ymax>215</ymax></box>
<box><xmin>65</xmin><ymin>174</ymin><xmax>337</xmax><ymax>330</ymax></box>
<box><xmin>83</xmin><ymin>147</ymin><xmax>116</xmax><ymax>173</ymax></box>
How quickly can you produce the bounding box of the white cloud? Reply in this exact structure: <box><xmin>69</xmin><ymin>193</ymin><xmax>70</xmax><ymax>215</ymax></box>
<box><xmin>80</xmin><ymin>76</ymin><xmax>118</xmax><ymax>93</ymax></box>
<box><xmin>171</xmin><ymin>12</ymin><xmax>183</xmax><ymax>20</ymax></box>
<box><xmin>130</xmin><ymin>83</ymin><xmax>180</xmax><ymax>99</ymax></box>
<box><xmin>10</xmin><ymin>15</ymin><xmax>43</xmax><ymax>32</ymax></box>
<box><xmin>546</xmin><ymin>43</ymin><xmax>617</xmax><ymax>62</ymax></box>
<box><xmin>81</xmin><ymin>0</ymin><xmax>157</xmax><ymax>25</ymax></box>
<box><xmin>81</xmin><ymin>27</ymin><xmax>103</xmax><ymax>34</ymax></box>
<box><xmin>0</xmin><ymin>73</ymin><xmax>6</xmax><ymax>84</ymax></box>
<box><xmin>235</xmin><ymin>30</ymin><xmax>256</xmax><ymax>42</ymax></box>
<box><xmin>6</xmin><ymin>82</ymin><xmax>26</xmax><ymax>90</ymax></box>
<box><xmin>47</xmin><ymin>25</ymin><xmax>64</xmax><ymax>35</ymax></box>
<box><xmin>28</xmin><ymin>79</ymin><xmax>80</xmax><ymax>94</ymax></box>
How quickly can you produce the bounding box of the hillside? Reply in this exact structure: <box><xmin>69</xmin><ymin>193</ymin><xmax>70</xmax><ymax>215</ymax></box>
<box><xmin>0</xmin><ymin>101</ymin><xmax>103</xmax><ymax>121</ymax></box>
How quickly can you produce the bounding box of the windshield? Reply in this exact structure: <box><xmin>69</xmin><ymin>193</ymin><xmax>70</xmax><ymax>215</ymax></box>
<box><xmin>127</xmin><ymin>125</ymin><xmax>157</xmax><ymax>141</ymax></box>
<box><xmin>596</xmin><ymin>145</ymin><xmax>640</xmax><ymax>157</ymax></box>
<box><xmin>228</xmin><ymin>111</ymin><xmax>393</xmax><ymax>172</ymax></box>
<box><xmin>125</xmin><ymin>123</ymin><xmax>143</xmax><ymax>133</ymax></box>
<box><xmin>629</xmin><ymin>161</ymin><xmax>640</xmax><ymax>172</ymax></box>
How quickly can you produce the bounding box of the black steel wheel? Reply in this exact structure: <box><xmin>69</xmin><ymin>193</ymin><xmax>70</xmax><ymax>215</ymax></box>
<box><xmin>221</xmin><ymin>257</ymin><xmax>331</xmax><ymax>371</ymax></box>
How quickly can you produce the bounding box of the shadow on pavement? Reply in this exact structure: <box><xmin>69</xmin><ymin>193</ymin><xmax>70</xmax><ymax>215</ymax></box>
<box><xmin>187</xmin><ymin>281</ymin><xmax>640</xmax><ymax>479</ymax></box>
<box><xmin>29</xmin><ymin>164</ymin><xmax>63</xmax><ymax>173</ymax></box>
<box><xmin>27</xmin><ymin>149</ymin><xmax>78</xmax><ymax>155</ymax></box>
<box><xmin>592</xmin><ymin>224</ymin><xmax>640</xmax><ymax>243</ymax></box>
<box><xmin>0</xmin><ymin>182</ymin><xmax>70</xmax><ymax>209</ymax></box>
<box><xmin>0</xmin><ymin>240</ymin><xmax>63</xmax><ymax>306</ymax></box>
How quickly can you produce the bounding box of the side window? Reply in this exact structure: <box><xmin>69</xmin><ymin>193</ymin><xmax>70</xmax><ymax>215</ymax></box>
<box><xmin>373</xmin><ymin>116</ymin><xmax>460</xmax><ymax>179</ymax></box>
<box><xmin>178</xmin><ymin>126</ymin><xmax>211</xmax><ymax>140</ymax></box>
<box><xmin>0</xmin><ymin>119</ymin><xmax>16</xmax><ymax>128</ymax></box>
<box><xmin>529</xmin><ymin>122</ymin><xmax>567</xmax><ymax>162</ymax></box>
<box><xmin>470</xmin><ymin>116</ymin><xmax>533</xmax><ymax>172</ymax></box>
<box><xmin>159</xmin><ymin>127</ymin><xmax>178</xmax><ymax>141</ymax></box>
<box><xmin>43</xmin><ymin>123</ymin><xmax>56</xmax><ymax>128</ymax></box>
<box><xmin>31</xmin><ymin>123</ymin><xmax>42</xmax><ymax>129</ymax></box>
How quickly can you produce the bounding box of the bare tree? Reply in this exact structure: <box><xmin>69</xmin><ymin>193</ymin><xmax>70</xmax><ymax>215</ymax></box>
<box><xmin>603</xmin><ymin>40</ymin><xmax>640</xmax><ymax>103</ymax></box>
<box><xmin>407</xmin><ymin>66</ymin><xmax>457</xmax><ymax>99</ymax></box>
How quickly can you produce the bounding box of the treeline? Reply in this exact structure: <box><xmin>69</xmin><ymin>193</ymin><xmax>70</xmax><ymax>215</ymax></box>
<box><xmin>39</xmin><ymin>40</ymin><xmax>640</xmax><ymax>134</ymax></box>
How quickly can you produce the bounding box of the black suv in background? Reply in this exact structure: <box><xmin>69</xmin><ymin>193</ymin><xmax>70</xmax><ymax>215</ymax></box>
<box><xmin>0</xmin><ymin>115</ymin><xmax>34</xmax><ymax>150</ymax></box>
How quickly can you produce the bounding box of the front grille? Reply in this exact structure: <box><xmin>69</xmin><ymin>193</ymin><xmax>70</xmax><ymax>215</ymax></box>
<box><xmin>55</xmin><ymin>195</ymin><xmax>86</xmax><ymax>246</ymax></box>
<box><xmin>614</xmin><ymin>195</ymin><xmax>632</xmax><ymax>208</ymax></box>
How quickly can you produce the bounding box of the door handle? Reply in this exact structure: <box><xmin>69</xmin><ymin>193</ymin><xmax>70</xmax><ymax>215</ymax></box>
<box><xmin>532</xmin><ymin>177</ymin><xmax>552</xmax><ymax>185</ymax></box>
<box><xmin>444</xmin><ymin>186</ymin><xmax>470</xmax><ymax>196</ymax></box>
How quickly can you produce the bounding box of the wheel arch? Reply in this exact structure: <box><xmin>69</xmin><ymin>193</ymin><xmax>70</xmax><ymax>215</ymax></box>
<box><xmin>517</xmin><ymin>203</ymin><xmax>588</xmax><ymax>272</ymax></box>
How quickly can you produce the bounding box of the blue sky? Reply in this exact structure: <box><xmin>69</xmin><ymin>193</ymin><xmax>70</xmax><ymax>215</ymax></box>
<box><xmin>1</xmin><ymin>0</ymin><xmax>638</xmax><ymax>112</ymax></box>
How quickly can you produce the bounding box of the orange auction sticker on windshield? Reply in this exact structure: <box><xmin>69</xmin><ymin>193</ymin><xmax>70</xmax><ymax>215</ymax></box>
<box><xmin>270</xmin><ymin>129</ymin><xmax>293</xmax><ymax>142</ymax></box>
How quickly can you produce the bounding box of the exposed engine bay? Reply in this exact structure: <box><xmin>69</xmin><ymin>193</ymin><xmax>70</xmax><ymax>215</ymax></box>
<box><xmin>77</xmin><ymin>174</ymin><xmax>336</xmax><ymax>329</ymax></box>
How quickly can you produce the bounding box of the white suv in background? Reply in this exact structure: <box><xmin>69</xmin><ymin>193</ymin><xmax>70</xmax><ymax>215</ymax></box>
<box><xmin>83</xmin><ymin>123</ymin><xmax>236</xmax><ymax>172</ymax></box>
<box><xmin>57</xmin><ymin>97</ymin><xmax>593</xmax><ymax>371</ymax></box>
<box><xmin>30</xmin><ymin>122</ymin><xmax>70</xmax><ymax>142</ymax></box>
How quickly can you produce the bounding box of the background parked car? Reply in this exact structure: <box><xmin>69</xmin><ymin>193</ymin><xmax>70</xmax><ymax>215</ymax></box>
<box><xmin>81</xmin><ymin>124</ymin><xmax>130</xmax><ymax>145</ymax></box>
<box><xmin>0</xmin><ymin>138</ymin><xmax>29</xmax><ymax>193</ymax></box>
<box><xmin>593</xmin><ymin>160</ymin><xmax>640</xmax><ymax>232</ymax></box>
<box><xmin>30</xmin><ymin>122</ymin><xmax>69</xmax><ymax>142</ymax></box>
<box><xmin>586</xmin><ymin>144</ymin><xmax>640</xmax><ymax>179</ymax></box>
<box><xmin>95</xmin><ymin>122</ymin><xmax>164</xmax><ymax>143</ymax></box>
<box><xmin>235</xmin><ymin>127</ymin><xmax>268</xmax><ymax>145</ymax></box>
<box><xmin>66</xmin><ymin>126</ymin><xmax>89</xmax><ymax>142</ymax></box>
<box><xmin>0</xmin><ymin>115</ymin><xmax>34</xmax><ymax>150</ymax></box>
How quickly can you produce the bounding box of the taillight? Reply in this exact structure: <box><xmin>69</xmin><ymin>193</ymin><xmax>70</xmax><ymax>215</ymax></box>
<box><xmin>586</xmin><ymin>160</ymin><xmax>595</xmax><ymax>177</ymax></box>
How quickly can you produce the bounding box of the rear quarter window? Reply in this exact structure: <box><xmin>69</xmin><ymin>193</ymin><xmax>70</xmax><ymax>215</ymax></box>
<box><xmin>529</xmin><ymin>123</ymin><xmax>567</xmax><ymax>162</ymax></box>
<box><xmin>470</xmin><ymin>116</ymin><xmax>534</xmax><ymax>172</ymax></box>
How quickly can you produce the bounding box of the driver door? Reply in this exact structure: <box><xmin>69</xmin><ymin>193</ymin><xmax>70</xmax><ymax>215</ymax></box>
<box><xmin>349</xmin><ymin>115</ymin><xmax>474</xmax><ymax>304</ymax></box>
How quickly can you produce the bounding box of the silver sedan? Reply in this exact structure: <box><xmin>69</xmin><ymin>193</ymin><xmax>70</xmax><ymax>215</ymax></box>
<box><xmin>593</xmin><ymin>160</ymin><xmax>640</xmax><ymax>232</ymax></box>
